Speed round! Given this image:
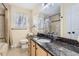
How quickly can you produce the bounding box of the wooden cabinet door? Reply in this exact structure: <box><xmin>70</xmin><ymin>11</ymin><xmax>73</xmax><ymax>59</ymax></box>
<box><xmin>31</xmin><ymin>40</ymin><xmax>36</xmax><ymax>56</ymax></box>
<box><xmin>36</xmin><ymin>44</ymin><xmax>48</xmax><ymax>56</ymax></box>
<box><xmin>28</xmin><ymin>39</ymin><xmax>31</xmax><ymax>56</ymax></box>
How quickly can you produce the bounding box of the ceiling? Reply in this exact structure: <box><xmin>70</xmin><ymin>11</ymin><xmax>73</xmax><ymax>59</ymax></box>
<box><xmin>40</xmin><ymin>3</ymin><xmax>60</xmax><ymax>16</ymax></box>
<box><xmin>9</xmin><ymin>3</ymin><xmax>60</xmax><ymax>16</ymax></box>
<box><xmin>10</xmin><ymin>3</ymin><xmax>41</xmax><ymax>10</ymax></box>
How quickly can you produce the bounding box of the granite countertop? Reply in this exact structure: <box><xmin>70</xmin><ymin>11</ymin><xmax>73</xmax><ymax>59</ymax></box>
<box><xmin>31</xmin><ymin>36</ymin><xmax>79</xmax><ymax>56</ymax></box>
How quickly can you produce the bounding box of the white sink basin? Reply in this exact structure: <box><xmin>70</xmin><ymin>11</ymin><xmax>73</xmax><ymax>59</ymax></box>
<box><xmin>33</xmin><ymin>37</ymin><xmax>50</xmax><ymax>43</ymax></box>
<box><xmin>58</xmin><ymin>47</ymin><xmax>64</xmax><ymax>51</ymax></box>
<box><xmin>37</xmin><ymin>39</ymin><xmax>50</xmax><ymax>43</ymax></box>
<box><xmin>33</xmin><ymin>37</ymin><xmax>38</xmax><ymax>40</ymax></box>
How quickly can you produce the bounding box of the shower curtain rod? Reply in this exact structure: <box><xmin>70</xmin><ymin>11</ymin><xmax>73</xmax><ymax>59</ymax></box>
<box><xmin>2</xmin><ymin>3</ymin><xmax>7</xmax><ymax>10</ymax></box>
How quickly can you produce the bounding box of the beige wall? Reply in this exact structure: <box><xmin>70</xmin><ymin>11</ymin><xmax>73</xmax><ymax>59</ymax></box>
<box><xmin>50</xmin><ymin>14</ymin><xmax>60</xmax><ymax>36</ymax></box>
<box><xmin>8</xmin><ymin>5</ymin><xmax>32</xmax><ymax>47</ymax></box>
<box><xmin>0</xmin><ymin>9</ymin><xmax>4</xmax><ymax>38</ymax></box>
<box><xmin>0</xmin><ymin>5</ymin><xmax>5</xmax><ymax>41</ymax></box>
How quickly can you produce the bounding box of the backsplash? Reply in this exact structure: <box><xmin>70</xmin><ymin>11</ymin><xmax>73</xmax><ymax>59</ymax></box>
<box><xmin>36</xmin><ymin>33</ymin><xmax>79</xmax><ymax>47</ymax></box>
<box><xmin>57</xmin><ymin>37</ymin><xmax>79</xmax><ymax>47</ymax></box>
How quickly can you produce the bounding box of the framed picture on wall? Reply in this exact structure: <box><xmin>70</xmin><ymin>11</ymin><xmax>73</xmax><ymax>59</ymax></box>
<box><xmin>11</xmin><ymin>12</ymin><xmax>29</xmax><ymax>30</ymax></box>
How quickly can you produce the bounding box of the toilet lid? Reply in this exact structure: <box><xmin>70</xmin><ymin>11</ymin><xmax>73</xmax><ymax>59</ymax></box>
<box><xmin>20</xmin><ymin>39</ymin><xmax>28</xmax><ymax>43</ymax></box>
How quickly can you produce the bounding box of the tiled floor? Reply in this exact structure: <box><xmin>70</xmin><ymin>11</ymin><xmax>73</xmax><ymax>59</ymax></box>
<box><xmin>7</xmin><ymin>47</ymin><xmax>28</xmax><ymax>56</ymax></box>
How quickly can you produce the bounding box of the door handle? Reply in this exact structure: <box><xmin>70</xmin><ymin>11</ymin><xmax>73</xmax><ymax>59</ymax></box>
<box><xmin>72</xmin><ymin>32</ymin><xmax>75</xmax><ymax>34</ymax></box>
<box><xmin>68</xmin><ymin>32</ymin><xmax>71</xmax><ymax>34</ymax></box>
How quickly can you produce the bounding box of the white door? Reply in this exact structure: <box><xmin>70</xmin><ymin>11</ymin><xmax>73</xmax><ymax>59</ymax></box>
<box><xmin>64</xmin><ymin>4</ymin><xmax>79</xmax><ymax>40</ymax></box>
<box><xmin>65</xmin><ymin>6</ymin><xmax>73</xmax><ymax>39</ymax></box>
<box><xmin>70</xmin><ymin>4</ymin><xmax>79</xmax><ymax>40</ymax></box>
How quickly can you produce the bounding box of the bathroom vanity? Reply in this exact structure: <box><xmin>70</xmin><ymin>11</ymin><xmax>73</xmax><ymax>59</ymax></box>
<box><xmin>27</xmin><ymin>36</ymin><xmax>79</xmax><ymax>56</ymax></box>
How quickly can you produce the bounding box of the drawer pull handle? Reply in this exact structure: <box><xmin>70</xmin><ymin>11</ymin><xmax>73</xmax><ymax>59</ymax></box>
<box><xmin>33</xmin><ymin>45</ymin><xmax>35</xmax><ymax>47</ymax></box>
<box><xmin>36</xmin><ymin>48</ymin><xmax>37</xmax><ymax>50</ymax></box>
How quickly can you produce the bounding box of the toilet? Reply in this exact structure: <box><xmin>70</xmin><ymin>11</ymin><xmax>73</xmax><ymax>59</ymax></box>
<box><xmin>19</xmin><ymin>39</ymin><xmax>28</xmax><ymax>49</ymax></box>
